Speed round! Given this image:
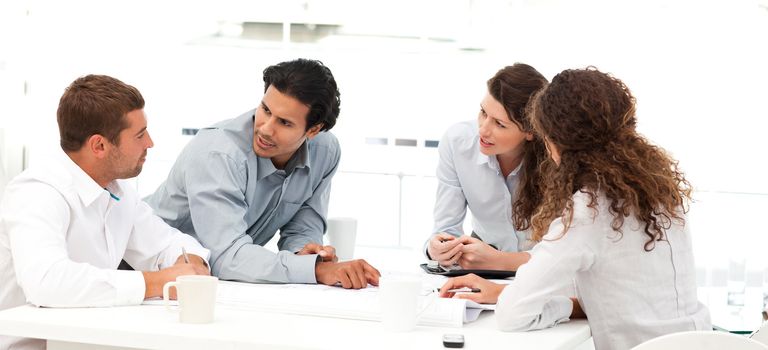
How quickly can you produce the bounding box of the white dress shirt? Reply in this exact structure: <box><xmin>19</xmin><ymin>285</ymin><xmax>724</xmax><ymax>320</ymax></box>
<box><xmin>495</xmin><ymin>191</ymin><xmax>711</xmax><ymax>350</ymax></box>
<box><xmin>0</xmin><ymin>149</ymin><xmax>209</xmax><ymax>350</ymax></box>
<box><xmin>427</xmin><ymin>121</ymin><xmax>531</xmax><ymax>255</ymax></box>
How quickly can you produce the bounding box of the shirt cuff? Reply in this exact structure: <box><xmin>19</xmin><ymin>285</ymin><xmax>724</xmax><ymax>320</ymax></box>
<box><xmin>183</xmin><ymin>245</ymin><xmax>211</xmax><ymax>267</ymax></box>
<box><xmin>284</xmin><ymin>253</ymin><xmax>320</xmax><ymax>284</ymax></box>
<box><xmin>423</xmin><ymin>238</ymin><xmax>432</xmax><ymax>260</ymax></box>
<box><xmin>547</xmin><ymin>296</ymin><xmax>574</xmax><ymax>323</ymax></box>
<box><xmin>113</xmin><ymin>270</ymin><xmax>146</xmax><ymax>305</ymax></box>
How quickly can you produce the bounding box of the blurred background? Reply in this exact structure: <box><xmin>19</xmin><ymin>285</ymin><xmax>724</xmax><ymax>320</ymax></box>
<box><xmin>1</xmin><ymin>0</ymin><xmax>767</xmax><ymax>315</ymax></box>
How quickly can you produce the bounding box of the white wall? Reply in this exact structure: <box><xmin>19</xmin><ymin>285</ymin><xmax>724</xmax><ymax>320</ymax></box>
<box><xmin>1</xmin><ymin>0</ymin><xmax>766</xmax><ymax>275</ymax></box>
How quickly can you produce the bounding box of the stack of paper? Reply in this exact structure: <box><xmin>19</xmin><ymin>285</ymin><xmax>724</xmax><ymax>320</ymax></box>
<box><xmin>214</xmin><ymin>281</ymin><xmax>493</xmax><ymax>328</ymax></box>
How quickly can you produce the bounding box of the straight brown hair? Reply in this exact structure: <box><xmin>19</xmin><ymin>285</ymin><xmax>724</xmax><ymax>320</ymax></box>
<box><xmin>487</xmin><ymin>63</ymin><xmax>549</xmax><ymax>232</ymax></box>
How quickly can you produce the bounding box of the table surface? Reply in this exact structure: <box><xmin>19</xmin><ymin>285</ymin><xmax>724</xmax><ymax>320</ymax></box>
<box><xmin>0</xmin><ymin>246</ymin><xmax>591</xmax><ymax>350</ymax></box>
<box><xmin>698</xmin><ymin>286</ymin><xmax>766</xmax><ymax>334</ymax></box>
<box><xmin>0</xmin><ymin>303</ymin><xmax>591</xmax><ymax>350</ymax></box>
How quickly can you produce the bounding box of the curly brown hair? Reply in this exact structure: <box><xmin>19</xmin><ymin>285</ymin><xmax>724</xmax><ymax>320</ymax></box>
<box><xmin>487</xmin><ymin>63</ymin><xmax>549</xmax><ymax>231</ymax></box>
<box><xmin>527</xmin><ymin>67</ymin><xmax>692</xmax><ymax>251</ymax></box>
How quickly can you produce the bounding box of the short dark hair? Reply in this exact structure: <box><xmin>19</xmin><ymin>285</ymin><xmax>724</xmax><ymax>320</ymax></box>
<box><xmin>57</xmin><ymin>75</ymin><xmax>145</xmax><ymax>152</ymax></box>
<box><xmin>262</xmin><ymin>58</ymin><xmax>341</xmax><ymax>132</ymax></box>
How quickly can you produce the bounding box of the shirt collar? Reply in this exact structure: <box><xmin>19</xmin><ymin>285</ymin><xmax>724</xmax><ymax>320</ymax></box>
<box><xmin>256</xmin><ymin>156</ymin><xmax>278</xmax><ymax>180</ymax></box>
<box><xmin>509</xmin><ymin>159</ymin><xmax>524</xmax><ymax>176</ymax></box>
<box><xmin>57</xmin><ymin>149</ymin><xmax>120</xmax><ymax>206</ymax></box>
<box><xmin>474</xmin><ymin>147</ymin><xmax>524</xmax><ymax>176</ymax></box>
<box><xmin>475</xmin><ymin>147</ymin><xmax>497</xmax><ymax>171</ymax></box>
<box><xmin>255</xmin><ymin>140</ymin><xmax>310</xmax><ymax>180</ymax></box>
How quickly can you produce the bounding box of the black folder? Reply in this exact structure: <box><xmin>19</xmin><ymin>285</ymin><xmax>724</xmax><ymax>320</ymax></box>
<box><xmin>419</xmin><ymin>263</ymin><xmax>516</xmax><ymax>279</ymax></box>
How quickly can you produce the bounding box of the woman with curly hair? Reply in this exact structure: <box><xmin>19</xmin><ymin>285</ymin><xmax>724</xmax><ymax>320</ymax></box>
<box><xmin>425</xmin><ymin>63</ymin><xmax>548</xmax><ymax>270</ymax></box>
<box><xmin>438</xmin><ymin>67</ymin><xmax>711</xmax><ymax>349</ymax></box>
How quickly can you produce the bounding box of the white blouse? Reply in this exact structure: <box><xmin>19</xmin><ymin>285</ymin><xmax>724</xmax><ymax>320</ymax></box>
<box><xmin>428</xmin><ymin>121</ymin><xmax>531</xmax><ymax>253</ymax></box>
<box><xmin>495</xmin><ymin>191</ymin><xmax>711</xmax><ymax>350</ymax></box>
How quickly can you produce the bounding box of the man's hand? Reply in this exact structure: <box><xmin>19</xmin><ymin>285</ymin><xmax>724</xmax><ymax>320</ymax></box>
<box><xmin>297</xmin><ymin>243</ymin><xmax>338</xmax><ymax>262</ymax></box>
<box><xmin>174</xmin><ymin>253</ymin><xmax>210</xmax><ymax>275</ymax></box>
<box><xmin>142</xmin><ymin>261</ymin><xmax>209</xmax><ymax>300</ymax></box>
<box><xmin>438</xmin><ymin>273</ymin><xmax>506</xmax><ymax>304</ymax></box>
<box><xmin>315</xmin><ymin>259</ymin><xmax>381</xmax><ymax>289</ymax></box>
<box><xmin>427</xmin><ymin>233</ymin><xmax>467</xmax><ymax>267</ymax></box>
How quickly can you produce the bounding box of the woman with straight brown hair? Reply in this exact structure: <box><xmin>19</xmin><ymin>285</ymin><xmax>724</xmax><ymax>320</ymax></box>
<box><xmin>425</xmin><ymin>63</ymin><xmax>548</xmax><ymax>270</ymax></box>
<box><xmin>438</xmin><ymin>67</ymin><xmax>710</xmax><ymax>349</ymax></box>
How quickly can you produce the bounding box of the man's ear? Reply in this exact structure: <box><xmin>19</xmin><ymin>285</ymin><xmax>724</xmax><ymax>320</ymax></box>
<box><xmin>305</xmin><ymin>123</ymin><xmax>324</xmax><ymax>140</ymax></box>
<box><xmin>87</xmin><ymin>134</ymin><xmax>109</xmax><ymax>159</ymax></box>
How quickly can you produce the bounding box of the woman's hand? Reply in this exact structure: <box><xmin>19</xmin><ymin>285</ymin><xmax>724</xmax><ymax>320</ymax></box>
<box><xmin>427</xmin><ymin>233</ymin><xmax>465</xmax><ymax>266</ymax></box>
<box><xmin>437</xmin><ymin>273</ymin><xmax>506</xmax><ymax>304</ymax></box>
<box><xmin>456</xmin><ymin>236</ymin><xmax>503</xmax><ymax>269</ymax></box>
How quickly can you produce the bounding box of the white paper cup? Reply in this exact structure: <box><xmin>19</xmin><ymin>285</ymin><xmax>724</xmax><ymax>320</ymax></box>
<box><xmin>379</xmin><ymin>275</ymin><xmax>422</xmax><ymax>332</ymax></box>
<box><xmin>163</xmin><ymin>275</ymin><xmax>218</xmax><ymax>324</ymax></box>
<box><xmin>326</xmin><ymin>217</ymin><xmax>357</xmax><ymax>261</ymax></box>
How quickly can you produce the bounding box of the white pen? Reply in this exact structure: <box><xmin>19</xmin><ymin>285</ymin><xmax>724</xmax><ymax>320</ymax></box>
<box><xmin>181</xmin><ymin>247</ymin><xmax>190</xmax><ymax>264</ymax></box>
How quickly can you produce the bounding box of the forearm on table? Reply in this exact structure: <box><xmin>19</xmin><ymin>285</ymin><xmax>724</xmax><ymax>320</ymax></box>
<box><xmin>213</xmin><ymin>245</ymin><xmax>318</xmax><ymax>284</ymax></box>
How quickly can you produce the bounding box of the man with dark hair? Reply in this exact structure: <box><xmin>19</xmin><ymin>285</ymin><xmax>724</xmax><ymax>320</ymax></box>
<box><xmin>146</xmin><ymin>59</ymin><xmax>380</xmax><ymax>288</ymax></box>
<box><xmin>0</xmin><ymin>75</ymin><xmax>210</xmax><ymax>350</ymax></box>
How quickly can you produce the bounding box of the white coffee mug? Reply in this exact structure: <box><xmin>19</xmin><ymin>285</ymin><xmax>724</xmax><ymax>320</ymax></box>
<box><xmin>326</xmin><ymin>217</ymin><xmax>357</xmax><ymax>261</ymax></box>
<box><xmin>378</xmin><ymin>275</ymin><xmax>423</xmax><ymax>332</ymax></box>
<box><xmin>163</xmin><ymin>275</ymin><xmax>219</xmax><ymax>324</ymax></box>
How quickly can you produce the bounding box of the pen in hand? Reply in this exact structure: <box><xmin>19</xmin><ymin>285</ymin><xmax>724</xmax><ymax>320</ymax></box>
<box><xmin>181</xmin><ymin>247</ymin><xmax>190</xmax><ymax>264</ymax></box>
<box><xmin>437</xmin><ymin>287</ymin><xmax>481</xmax><ymax>293</ymax></box>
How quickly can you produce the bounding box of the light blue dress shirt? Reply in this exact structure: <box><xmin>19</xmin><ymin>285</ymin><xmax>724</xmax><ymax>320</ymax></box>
<box><xmin>427</xmin><ymin>121</ymin><xmax>532</xmax><ymax>254</ymax></box>
<box><xmin>145</xmin><ymin>110</ymin><xmax>340</xmax><ymax>284</ymax></box>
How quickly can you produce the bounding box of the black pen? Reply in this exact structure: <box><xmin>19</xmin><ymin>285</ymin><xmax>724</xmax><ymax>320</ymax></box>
<box><xmin>437</xmin><ymin>287</ymin><xmax>481</xmax><ymax>293</ymax></box>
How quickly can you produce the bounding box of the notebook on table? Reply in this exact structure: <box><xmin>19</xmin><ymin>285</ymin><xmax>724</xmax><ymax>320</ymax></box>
<box><xmin>420</xmin><ymin>263</ymin><xmax>516</xmax><ymax>279</ymax></box>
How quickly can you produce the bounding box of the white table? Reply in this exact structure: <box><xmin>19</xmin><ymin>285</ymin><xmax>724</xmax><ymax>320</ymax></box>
<box><xmin>0</xmin><ymin>246</ymin><xmax>591</xmax><ymax>349</ymax></box>
<box><xmin>0</xmin><ymin>303</ymin><xmax>590</xmax><ymax>350</ymax></box>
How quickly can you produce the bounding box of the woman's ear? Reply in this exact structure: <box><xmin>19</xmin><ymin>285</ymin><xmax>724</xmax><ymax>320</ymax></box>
<box><xmin>525</xmin><ymin>132</ymin><xmax>535</xmax><ymax>141</ymax></box>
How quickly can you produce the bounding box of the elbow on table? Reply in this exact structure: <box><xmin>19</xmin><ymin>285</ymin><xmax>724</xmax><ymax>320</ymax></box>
<box><xmin>16</xmin><ymin>273</ymin><xmax>60</xmax><ymax>307</ymax></box>
<box><xmin>496</xmin><ymin>315</ymin><xmax>541</xmax><ymax>332</ymax></box>
<box><xmin>495</xmin><ymin>305</ymin><xmax>544</xmax><ymax>332</ymax></box>
<box><xmin>23</xmin><ymin>284</ymin><xmax>73</xmax><ymax>308</ymax></box>
<box><xmin>19</xmin><ymin>267</ymin><xmax>100</xmax><ymax>308</ymax></box>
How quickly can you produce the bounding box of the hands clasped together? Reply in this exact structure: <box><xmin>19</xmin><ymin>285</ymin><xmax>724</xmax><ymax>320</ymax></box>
<box><xmin>427</xmin><ymin>233</ymin><xmax>505</xmax><ymax>270</ymax></box>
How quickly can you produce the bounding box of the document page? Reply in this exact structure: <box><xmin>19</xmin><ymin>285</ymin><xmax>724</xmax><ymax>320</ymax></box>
<box><xmin>215</xmin><ymin>281</ymin><xmax>472</xmax><ymax>327</ymax></box>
